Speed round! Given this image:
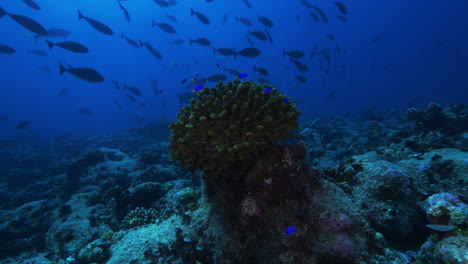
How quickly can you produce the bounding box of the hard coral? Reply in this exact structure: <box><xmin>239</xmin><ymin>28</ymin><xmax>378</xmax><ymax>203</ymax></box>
<box><xmin>168</xmin><ymin>80</ymin><xmax>301</xmax><ymax>178</ymax></box>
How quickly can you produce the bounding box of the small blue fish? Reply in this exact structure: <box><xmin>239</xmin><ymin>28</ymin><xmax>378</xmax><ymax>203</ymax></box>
<box><xmin>284</xmin><ymin>226</ymin><xmax>295</xmax><ymax>235</ymax></box>
<box><xmin>179</xmin><ymin>103</ymin><xmax>186</xmax><ymax>108</ymax></box>
<box><xmin>237</xmin><ymin>73</ymin><xmax>248</xmax><ymax>79</ymax></box>
<box><xmin>263</xmin><ymin>88</ymin><xmax>273</xmax><ymax>93</ymax></box>
<box><xmin>191</xmin><ymin>73</ymin><xmax>200</xmax><ymax>82</ymax></box>
<box><xmin>216</xmin><ymin>63</ymin><xmax>221</xmax><ymax>70</ymax></box>
<box><xmin>193</xmin><ymin>85</ymin><xmax>204</xmax><ymax>91</ymax></box>
<box><xmin>283</xmin><ymin>98</ymin><xmax>289</xmax><ymax>103</ymax></box>
<box><xmin>180</xmin><ymin>78</ymin><xmax>187</xmax><ymax>85</ymax></box>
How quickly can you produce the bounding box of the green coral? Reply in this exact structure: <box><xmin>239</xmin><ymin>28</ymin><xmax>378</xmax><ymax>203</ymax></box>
<box><xmin>168</xmin><ymin>80</ymin><xmax>301</xmax><ymax>178</ymax></box>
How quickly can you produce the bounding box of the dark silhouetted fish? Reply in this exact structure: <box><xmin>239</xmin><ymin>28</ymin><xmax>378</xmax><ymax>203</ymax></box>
<box><xmin>371</xmin><ymin>32</ymin><xmax>386</xmax><ymax>43</ymax></box>
<box><xmin>223</xmin><ymin>67</ymin><xmax>240</xmax><ymax>75</ymax></box>
<box><xmin>16</xmin><ymin>120</ymin><xmax>31</xmax><ymax>130</ymax></box>
<box><xmin>0</xmin><ymin>6</ymin><xmax>47</xmax><ymax>35</ymax></box>
<box><xmin>46</xmin><ymin>40</ymin><xmax>89</xmax><ymax>53</ymax></box>
<box><xmin>122</xmin><ymin>34</ymin><xmax>140</xmax><ymax>48</ymax></box>
<box><xmin>238</xmin><ymin>47</ymin><xmax>261</xmax><ymax>58</ymax></box>
<box><xmin>312</xmin><ymin>6</ymin><xmax>328</xmax><ymax>24</ymax></box>
<box><xmin>257</xmin><ymin>13</ymin><xmax>273</xmax><ymax>27</ymax></box>
<box><xmin>189</xmin><ymin>38</ymin><xmax>211</xmax><ymax>46</ymax></box>
<box><xmin>235</xmin><ymin>17</ymin><xmax>252</xmax><ymax>26</ymax></box>
<box><xmin>152</xmin><ymin>21</ymin><xmax>176</xmax><ymax>33</ymax></box>
<box><xmin>59</xmin><ymin>63</ymin><xmax>105</xmax><ymax>83</ymax></box>
<box><xmin>78</xmin><ymin>10</ymin><xmax>114</xmax><ymax>35</ymax></box>
<box><xmin>253</xmin><ymin>66</ymin><xmax>268</xmax><ymax>76</ymax></box>
<box><xmin>0</xmin><ymin>44</ymin><xmax>15</xmax><ymax>54</ymax></box>
<box><xmin>295</xmin><ymin>76</ymin><xmax>307</xmax><ymax>83</ymax></box>
<box><xmin>242</xmin><ymin>0</ymin><xmax>252</xmax><ymax>8</ymax></box>
<box><xmin>58</xmin><ymin>88</ymin><xmax>69</xmax><ymax>96</ymax></box>
<box><xmin>244</xmin><ymin>34</ymin><xmax>254</xmax><ymax>46</ymax></box>
<box><xmin>111</xmin><ymin>80</ymin><xmax>120</xmax><ymax>90</ymax></box>
<box><xmin>153</xmin><ymin>0</ymin><xmax>178</xmax><ymax>7</ymax></box>
<box><xmin>310</xmin><ymin>12</ymin><xmax>319</xmax><ymax>23</ymax></box>
<box><xmin>118</xmin><ymin>1</ymin><xmax>130</xmax><ymax>22</ymax></box>
<box><xmin>326</xmin><ymin>33</ymin><xmax>335</xmax><ymax>40</ymax></box>
<box><xmin>33</xmin><ymin>28</ymin><xmax>71</xmax><ymax>44</ymax></box>
<box><xmin>300</xmin><ymin>0</ymin><xmax>313</xmax><ymax>8</ymax></box>
<box><xmin>124</xmin><ymin>84</ymin><xmax>143</xmax><ymax>96</ymax></box>
<box><xmin>213</xmin><ymin>47</ymin><xmax>237</xmax><ymax>58</ymax></box>
<box><xmin>289</xmin><ymin>58</ymin><xmax>308</xmax><ymax>72</ymax></box>
<box><xmin>169</xmin><ymin>39</ymin><xmax>185</xmax><ymax>45</ymax></box>
<box><xmin>166</xmin><ymin>13</ymin><xmax>178</xmax><ymax>23</ymax></box>
<box><xmin>77</xmin><ymin>108</ymin><xmax>94</xmax><ymax>116</ymax></box>
<box><xmin>283</xmin><ymin>50</ymin><xmax>304</xmax><ymax>59</ymax></box>
<box><xmin>115</xmin><ymin>103</ymin><xmax>122</xmax><ymax>110</ymax></box>
<box><xmin>337</xmin><ymin>15</ymin><xmax>347</xmax><ymax>22</ymax></box>
<box><xmin>140</xmin><ymin>41</ymin><xmax>162</xmax><ymax>60</ymax></box>
<box><xmin>127</xmin><ymin>95</ymin><xmax>136</xmax><ymax>102</ymax></box>
<box><xmin>206</xmin><ymin>74</ymin><xmax>227</xmax><ymax>82</ymax></box>
<box><xmin>249</xmin><ymin>30</ymin><xmax>267</xmax><ymax>41</ymax></box>
<box><xmin>29</xmin><ymin>49</ymin><xmax>46</xmax><ymax>56</ymax></box>
<box><xmin>21</xmin><ymin>0</ymin><xmax>40</xmax><ymax>10</ymax></box>
<box><xmin>222</xmin><ymin>13</ymin><xmax>228</xmax><ymax>24</ymax></box>
<box><xmin>190</xmin><ymin>8</ymin><xmax>210</xmax><ymax>24</ymax></box>
<box><xmin>334</xmin><ymin>2</ymin><xmax>347</xmax><ymax>15</ymax></box>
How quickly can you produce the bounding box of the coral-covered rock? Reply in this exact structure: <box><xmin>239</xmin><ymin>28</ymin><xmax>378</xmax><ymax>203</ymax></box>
<box><xmin>168</xmin><ymin>80</ymin><xmax>301</xmax><ymax>178</ymax></box>
<box><xmin>424</xmin><ymin>192</ymin><xmax>467</xmax><ymax>226</ymax></box>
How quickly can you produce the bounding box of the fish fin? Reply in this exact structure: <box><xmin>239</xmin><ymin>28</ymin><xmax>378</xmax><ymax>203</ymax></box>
<box><xmin>45</xmin><ymin>40</ymin><xmax>54</xmax><ymax>50</ymax></box>
<box><xmin>0</xmin><ymin>6</ymin><xmax>5</xmax><ymax>17</ymax></box>
<box><xmin>77</xmin><ymin>10</ymin><xmax>84</xmax><ymax>20</ymax></box>
<box><xmin>190</xmin><ymin>8</ymin><xmax>195</xmax><ymax>16</ymax></box>
<box><xmin>33</xmin><ymin>35</ymin><xmax>40</xmax><ymax>45</ymax></box>
<box><xmin>59</xmin><ymin>63</ymin><xmax>66</xmax><ymax>76</ymax></box>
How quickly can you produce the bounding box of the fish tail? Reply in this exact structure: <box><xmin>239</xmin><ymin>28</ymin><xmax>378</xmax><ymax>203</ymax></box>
<box><xmin>235</xmin><ymin>16</ymin><xmax>238</xmax><ymax>22</ymax></box>
<box><xmin>212</xmin><ymin>47</ymin><xmax>216</xmax><ymax>54</ymax></box>
<box><xmin>253</xmin><ymin>66</ymin><xmax>257</xmax><ymax>72</ymax></box>
<box><xmin>138</xmin><ymin>40</ymin><xmax>143</xmax><ymax>46</ymax></box>
<box><xmin>189</xmin><ymin>39</ymin><xmax>192</xmax><ymax>46</ymax></box>
<box><xmin>0</xmin><ymin>6</ymin><xmax>5</xmax><ymax>18</ymax></box>
<box><xmin>121</xmin><ymin>33</ymin><xmax>124</xmax><ymax>38</ymax></box>
<box><xmin>77</xmin><ymin>10</ymin><xmax>84</xmax><ymax>20</ymax></box>
<box><xmin>282</xmin><ymin>50</ymin><xmax>286</xmax><ymax>57</ymax></box>
<box><xmin>45</xmin><ymin>40</ymin><xmax>54</xmax><ymax>50</ymax></box>
<box><xmin>190</xmin><ymin>8</ymin><xmax>194</xmax><ymax>16</ymax></box>
<box><xmin>234</xmin><ymin>52</ymin><xmax>237</xmax><ymax>60</ymax></box>
<box><xmin>151</xmin><ymin>20</ymin><xmax>155</xmax><ymax>27</ymax></box>
<box><xmin>59</xmin><ymin>63</ymin><xmax>66</xmax><ymax>76</ymax></box>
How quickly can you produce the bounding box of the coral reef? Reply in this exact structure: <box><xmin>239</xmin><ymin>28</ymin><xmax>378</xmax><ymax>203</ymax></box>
<box><xmin>168</xmin><ymin>80</ymin><xmax>301</xmax><ymax>178</ymax></box>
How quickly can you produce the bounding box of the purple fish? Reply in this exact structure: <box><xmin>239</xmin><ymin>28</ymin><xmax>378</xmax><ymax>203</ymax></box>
<box><xmin>263</xmin><ymin>88</ymin><xmax>273</xmax><ymax>93</ymax></box>
<box><xmin>194</xmin><ymin>85</ymin><xmax>204</xmax><ymax>91</ymax></box>
<box><xmin>237</xmin><ymin>73</ymin><xmax>248</xmax><ymax>79</ymax></box>
<box><xmin>284</xmin><ymin>226</ymin><xmax>295</xmax><ymax>235</ymax></box>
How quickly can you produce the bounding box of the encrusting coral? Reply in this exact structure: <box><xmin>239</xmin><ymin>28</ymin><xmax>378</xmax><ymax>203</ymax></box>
<box><xmin>168</xmin><ymin>80</ymin><xmax>301</xmax><ymax>178</ymax></box>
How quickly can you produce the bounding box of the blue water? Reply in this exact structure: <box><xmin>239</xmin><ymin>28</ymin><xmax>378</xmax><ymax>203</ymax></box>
<box><xmin>1</xmin><ymin>0</ymin><xmax>467</xmax><ymax>140</ymax></box>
